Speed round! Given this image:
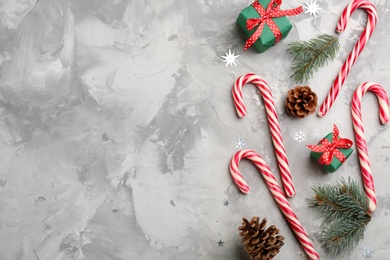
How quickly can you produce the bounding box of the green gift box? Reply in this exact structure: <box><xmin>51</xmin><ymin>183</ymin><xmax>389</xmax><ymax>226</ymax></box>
<box><xmin>309</xmin><ymin>128</ymin><xmax>354</xmax><ymax>173</ymax></box>
<box><xmin>236</xmin><ymin>0</ymin><xmax>301</xmax><ymax>53</ymax></box>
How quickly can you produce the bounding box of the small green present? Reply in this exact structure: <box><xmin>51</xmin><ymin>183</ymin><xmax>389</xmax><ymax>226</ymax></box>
<box><xmin>236</xmin><ymin>0</ymin><xmax>303</xmax><ymax>53</ymax></box>
<box><xmin>307</xmin><ymin>125</ymin><xmax>354</xmax><ymax>173</ymax></box>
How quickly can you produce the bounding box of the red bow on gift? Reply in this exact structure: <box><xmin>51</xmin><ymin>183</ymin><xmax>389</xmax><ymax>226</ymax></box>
<box><xmin>307</xmin><ymin>125</ymin><xmax>353</xmax><ymax>165</ymax></box>
<box><xmin>244</xmin><ymin>0</ymin><xmax>303</xmax><ymax>51</ymax></box>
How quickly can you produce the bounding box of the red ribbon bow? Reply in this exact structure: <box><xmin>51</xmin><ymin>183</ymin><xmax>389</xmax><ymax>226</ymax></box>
<box><xmin>244</xmin><ymin>0</ymin><xmax>303</xmax><ymax>51</ymax></box>
<box><xmin>307</xmin><ymin>125</ymin><xmax>353</xmax><ymax>165</ymax></box>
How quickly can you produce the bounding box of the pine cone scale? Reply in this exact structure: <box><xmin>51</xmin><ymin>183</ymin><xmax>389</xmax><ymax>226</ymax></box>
<box><xmin>238</xmin><ymin>217</ymin><xmax>284</xmax><ymax>260</ymax></box>
<box><xmin>285</xmin><ymin>86</ymin><xmax>318</xmax><ymax>118</ymax></box>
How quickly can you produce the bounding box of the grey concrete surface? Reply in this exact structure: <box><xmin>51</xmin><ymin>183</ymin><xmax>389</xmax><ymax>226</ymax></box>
<box><xmin>0</xmin><ymin>0</ymin><xmax>389</xmax><ymax>259</ymax></box>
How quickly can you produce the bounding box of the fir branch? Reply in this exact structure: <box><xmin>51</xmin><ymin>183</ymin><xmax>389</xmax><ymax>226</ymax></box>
<box><xmin>309</xmin><ymin>178</ymin><xmax>370</xmax><ymax>222</ymax></box>
<box><xmin>287</xmin><ymin>34</ymin><xmax>340</xmax><ymax>83</ymax></box>
<box><xmin>321</xmin><ymin>218</ymin><xmax>370</xmax><ymax>255</ymax></box>
<box><xmin>308</xmin><ymin>178</ymin><xmax>371</xmax><ymax>256</ymax></box>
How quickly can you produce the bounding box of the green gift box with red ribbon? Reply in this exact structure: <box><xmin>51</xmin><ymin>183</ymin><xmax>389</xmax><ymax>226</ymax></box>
<box><xmin>307</xmin><ymin>125</ymin><xmax>354</xmax><ymax>173</ymax></box>
<box><xmin>236</xmin><ymin>0</ymin><xmax>303</xmax><ymax>53</ymax></box>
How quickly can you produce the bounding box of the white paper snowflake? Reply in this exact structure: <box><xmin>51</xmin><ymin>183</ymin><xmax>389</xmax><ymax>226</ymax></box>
<box><xmin>293</xmin><ymin>131</ymin><xmax>306</xmax><ymax>143</ymax></box>
<box><xmin>234</xmin><ymin>137</ymin><xmax>246</xmax><ymax>150</ymax></box>
<box><xmin>305</xmin><ymin>0</ymin><xmax>322</xmax><ymax>18</ymax></box>
<box><xmin>221</xmin><ymin>49</ymin><xmax>239</xmax><ymax>67</ymax></box>
<box><xmin>362</xmin><ymin>245</ymin><xmax>374</xmax><ymax>259</ymax></box>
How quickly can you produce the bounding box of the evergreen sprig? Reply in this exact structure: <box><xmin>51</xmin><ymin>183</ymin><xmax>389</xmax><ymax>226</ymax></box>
<box><xmin>287</xmin><ymin>34</ymin><xmax>340</xmax><ymax>83</ymax></box>
<box><xmin>308</xmin><ymin>178</ymin><xmax>371</xmax><ymax>256</ymax></box>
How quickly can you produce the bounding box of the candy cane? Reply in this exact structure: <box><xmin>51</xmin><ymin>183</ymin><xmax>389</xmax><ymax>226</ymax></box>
<box><xmin>230</xmin><ymin>149</ymin><xmax>319</xmax><ymax>260</ymax></box>
<box><xmin>351</xmin><ymin>82</ymin><xmax>389</xmax><ymax>212</ymax></box>
<box><xmin>318</xmin><ymin>0</ymin><xmax>377</xmax><ymax>117</ymax></box>
<box><xmin>232</xmin><ymin>73</ymin><xmax>295</xmax><ymax>197</ymax></box>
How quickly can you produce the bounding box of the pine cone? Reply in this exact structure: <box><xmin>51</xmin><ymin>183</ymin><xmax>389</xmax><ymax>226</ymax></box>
<box><xmin>285</xmin><ymin>86</ymin><xmax>318</xmax><ymax>118</ymax></box>
<box><xmin>238</xmin><ymin>217</ymin><xmax>285</xmax><ymax>260</ymax></box>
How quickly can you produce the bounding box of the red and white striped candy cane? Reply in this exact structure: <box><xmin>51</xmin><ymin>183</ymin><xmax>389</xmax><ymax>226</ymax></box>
<box><xmin>230</xmin><ymin>149</ymin><xmax>319</xmax><ymax>260</ymax></box>
<box><xmin>232</xmin><ymin>73</ymin><xmax>295</xmax><ymax>197</ymax></box>
<box><xmin>318</xmin><ymin>0</ymin><xmax>377</xmax><ymax>117</ymax></box>
<box><xmin>351</xmin><ymin>82</ymin><xmax>389</xmax><ymax>212</ymax></box>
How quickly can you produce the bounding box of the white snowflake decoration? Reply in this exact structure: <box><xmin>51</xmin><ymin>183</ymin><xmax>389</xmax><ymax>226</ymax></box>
<box><xmin>293</xmin><ymin>131</ymin><xmax>306</xmax><ymax>143</ymax></box>
<box><xmin>234</xmin><ymin>137</ymin><xmax>246</xmax><ymax>150</ymax></box>
<box><xmin>362</xmin><ymin>245</ymin><xmax>374</xmax><ymax>259</ymax></box>
<box><xmin>305</xmin><ymin>0</ymin><xmax>322</xmax><ymax>18</ymax></box>
<box><xmin>221</xmin><ymin>49</ymin><xmax>239</xmax><ymax>67</ymax></box>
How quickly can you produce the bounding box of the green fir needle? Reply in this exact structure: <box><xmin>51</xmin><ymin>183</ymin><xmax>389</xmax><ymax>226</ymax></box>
<box><xmin>308</xmin><ymin>178</ymin><xmax>371</xmax><ymax>256</ymax></box>
<box><xmin>287</xmin><ymin>34</ymin><xmax>340</xmax><ymax>84</ymax></box>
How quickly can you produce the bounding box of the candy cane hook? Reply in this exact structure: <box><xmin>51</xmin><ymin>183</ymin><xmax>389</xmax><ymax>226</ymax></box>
<box><xmin>318</xmin><ymin>0</ymin><xmax>377</xmax><ymax>117</ymax></box>
<box><xmin>232</xmin><ymin>73</ymin><xmax>295</xmax><ymax>197</ymax></box>
<box><xmin>351</xmin><ymin>82</ymin><xmax>389</xmax><ymax>212</ymax></box>
<box><xmin>230</xmin><ymin>149</ymin><xmax>319</xmax><ymax>260</ymax></box>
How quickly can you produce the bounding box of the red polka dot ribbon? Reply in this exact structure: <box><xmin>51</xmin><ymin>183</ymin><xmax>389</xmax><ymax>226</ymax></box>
<box><xmin>307</xmin><ymin>125</ymin><xmax>353</xmax><ymax>165</ymax></box>
<box><xmin>244</xmin><ymin>0</ymin><xmax>303</xmax><ymax>51</ymax></box>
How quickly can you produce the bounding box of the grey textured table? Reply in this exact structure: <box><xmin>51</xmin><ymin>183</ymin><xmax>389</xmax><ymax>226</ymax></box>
<box><xmin>0</xmin><ymin>0</ymin><xmax>389</xmax><ymax>259</ymax></box>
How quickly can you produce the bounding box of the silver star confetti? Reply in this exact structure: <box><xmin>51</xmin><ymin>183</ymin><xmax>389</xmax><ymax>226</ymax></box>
<box><xmin>293</xmin><ymin>131</ymin><xmax>306</xmax><ymax>143</ymax></box>
<box><xmin>234</xmin><ymin>137</ymin><xmax>246</xmax><ymax>150</ymax></box>
<box><xmin>305</xmin><ymin>0</ymin><xmax>322</xmax><ymax>18</ymax></box>
<box><xmin>221</xmin><ymin>49</ymin><xmax>239</xmax><ymax>67</ymax></box>
<box><xmin>362</xmin><ymin>245</ymin><xmax>374</xmax><ymax>259</ymax></box>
